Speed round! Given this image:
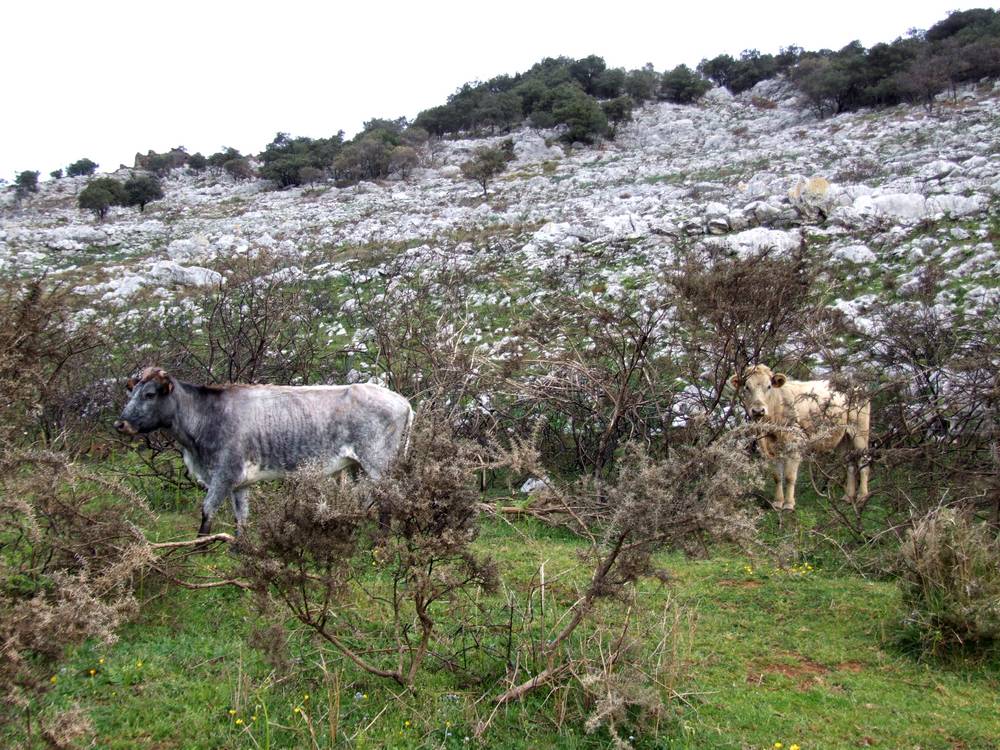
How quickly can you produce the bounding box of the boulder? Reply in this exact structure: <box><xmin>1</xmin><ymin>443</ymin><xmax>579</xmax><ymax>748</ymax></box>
<box><xmin>512</xmin><ymin>132</ymin><xmax>564</xmax><ymax>164</ymax></box>
<box><xmin>148</xmin><ymin>261</ymin><xmax>223</xmax><ymax>288</ymax></box>
<box><xmin>832</xmin><ymin>244</ymin><xmax>877</xmax><ymax>264</ymax></box>
<box><xmin>712</xmin><ymin>227</ymin><xmax>802</xmax><ymax>258</ymax></box>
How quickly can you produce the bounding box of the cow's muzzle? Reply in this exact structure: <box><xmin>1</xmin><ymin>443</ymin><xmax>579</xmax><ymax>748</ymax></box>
<box><xmin>114</xmin><ymin>419</ymin><xmax>138</xmax><ymax>435</ymax></box>
<box><xmin>749</xmin><ymin>408</ymin><xmax>767</xmax><ymax>421</ymax></box>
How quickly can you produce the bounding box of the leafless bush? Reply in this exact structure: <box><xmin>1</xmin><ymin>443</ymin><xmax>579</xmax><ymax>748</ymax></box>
<box><xmin>154</xmin><ymin>252</ymin><xmax>336</xmax><ymax>385</ymax></box>
<box><xmin>897</xmin><ymin>507</ymin><xmax>1000</xmax><ymax>653</ymax></box>
<box><xmin>236</xmin><ymin>412</ymin><xmax>497</xmax><ymax>688</ymax></box>
<box><xmin>0</xmin><ymin>279</ymin><xmax>156</xmax><ymax>743</ymax></box>
<box><xmin>575</xmin><ymin>598</ymin><xmax>695</xmax><ymax>749</ymax></box>
<box><xmin>669</xmin><ymin>246</ymin><xmax>822</xmax><ymax>439</ymax></box>
<box><xmin>484</xmin><ymin>433</ymin><xmax>760</xmax><ymax>712</ymax></box>
<box><xmin>0</xmin><ymin>450</ymin><xmax>152</xmax><ymax>739</ymax></box>
<box><xmin>845</xmin><ymin>299</ymin><xmax>998</xmax><ymax>527</ymax></box>
<box><xmin>0</xmin><ymin>280</ymin><xmax>105</xmax><ymax>448</ymax></box>
<box><xmin>496</xmin><ymin>294</ymin><xmax>675</xmax><ymax>477</ymax></box>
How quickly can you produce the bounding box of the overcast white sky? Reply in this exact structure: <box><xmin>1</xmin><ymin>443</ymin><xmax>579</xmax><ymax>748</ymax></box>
<box><xmin>1</xmin><ymin>1</ymin><xmax>991</xmax><ymax>180</ymax></box>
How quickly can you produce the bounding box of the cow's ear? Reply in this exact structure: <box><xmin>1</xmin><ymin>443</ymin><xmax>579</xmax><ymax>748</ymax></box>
<box><xmin>772</xmin><ymin>373</ymin><xmax>787</xmax><ymax>388</ymax></box>
<box><xmin>161</xmin><ymin>373</ymin><xmax>174</xmax><ymax>394</ymax></box>
<box><xmin>126</xmin><ymin>377</ymin><xmax>136</xmax><ymax>392</ymax></box>
<box><xmin>727</xmin><ymin>374</ymin><xmax>742</xmax><ymax>391</ymax></box>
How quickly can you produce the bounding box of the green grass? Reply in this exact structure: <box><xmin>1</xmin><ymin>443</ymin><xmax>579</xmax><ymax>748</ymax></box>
<box><xmin>27</xmin><ymin>492</ymin><xmax>1000</xmax><ymax>750</ymax></box>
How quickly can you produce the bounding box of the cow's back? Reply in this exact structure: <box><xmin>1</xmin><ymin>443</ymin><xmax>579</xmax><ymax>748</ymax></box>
<box><xmin>226</xmin><ymin>383</ymin><xmax>411</xmax><ymax>474</ymax></box>
<box><xmin>771</xmin><ymin>379</ymin><xmax>849</xmax><ymax>451</ymax></box>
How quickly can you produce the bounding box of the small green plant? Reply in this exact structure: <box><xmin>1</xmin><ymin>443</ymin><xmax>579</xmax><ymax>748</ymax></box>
<box><xmin>897</xmin><ymin>508</ymin><xmax>1000</xmax><ymax>653</ymax></box>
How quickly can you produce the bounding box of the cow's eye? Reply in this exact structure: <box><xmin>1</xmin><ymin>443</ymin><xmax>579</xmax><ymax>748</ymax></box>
<box><xmin>144</xmin><ymin>391</ymin><xmax>156</xmax><ymax>400</ymax></box>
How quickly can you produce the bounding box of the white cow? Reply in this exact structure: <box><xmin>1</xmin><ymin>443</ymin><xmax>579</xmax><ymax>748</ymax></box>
<box><xmin>729</xmin><ymin>364</ymin><xmax>870</xmax><ymax>510</ymax></box>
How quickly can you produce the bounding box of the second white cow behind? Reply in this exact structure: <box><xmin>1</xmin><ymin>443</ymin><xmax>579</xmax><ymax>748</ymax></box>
<box><xmin>729</xmin><ymin>364</ymin><xmax>870</xmax><ymax>510</ymax></box>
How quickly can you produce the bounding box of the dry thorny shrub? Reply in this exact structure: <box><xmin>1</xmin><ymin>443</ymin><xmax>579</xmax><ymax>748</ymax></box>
<box><xmin>805</xmin><ymin>292</ymin><xmax>1000</xmax><ymax>555</ymax></box>
<box><xmin>236</xmin><ymin>412</ymin><xmax>498</xmax><ymax>688</ymax></box>
<box><xmin>495</xmin><ymin>293</ymin><xmax>674</xmax><ymax>477</ymax></box>
<box><xmin>897</xmin><ymin>506</ymin><xmax>1000</xmax><ymax>653</ymax></box>
<box><xmin>575</xmin><ymin>598</ymin><xmax>696</xmax><ymax>749</ymax></box>
<box><xmin>669</xmin><ymin>245</ymin><xmax>822</xmax><ymax>439</ymax></box>
<box><xmin>0</xmin><ymin>280</ymin><xmax>106</xmax><ymax>448</ymax></box>
<box><xmin>0</xmin><ymin>280</ymin><xmax>154</xmax><ymax>743</ymax></box>
<box><xmin>483</xmin><ymin>433</ymin><xmax>761</xmax><ymax>718</ymax></box>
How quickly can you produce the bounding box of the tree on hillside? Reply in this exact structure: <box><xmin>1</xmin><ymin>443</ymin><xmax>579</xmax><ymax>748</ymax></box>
<box><xmin>49</xmin><ymin>169</ymin><xmax>63</xmax><ymax>180</ymax></box>
<box><xmin>145</xmin><ymin>153</ymin><xmax>175</xmax><ymax>177</ymax></box>
<box><xmin>208</xmin><ymin>147</ymin><xmax>243</xmax><ymax>170</ymax></box>
<box><xmin>187</xmin><ymin>152</ymin><xmax>208</xmax><ymax>172</ymax></box>
<box><xmin>460</xmin><ymin>145</ymin><xmax>511</xmax><ymax>198</ymax></box>
<box><xmin>475</xmin><ymin>91</ymin><xmax>523</xmax><ymax>133</ymax></box>
<box><xmin>660</xmin><ymin>64</ymin><xmax>712</xmax><ymax>103</ymax></box>
<box><xmin>698</xmin><ymin>54</ymin><xmax>737</xmax><ymax>89</ymax></box>
<box><xmin>224</xmin><ymin>158</ymin><xmax>254</xmax><ymax>182</ymax></box>
<box><xmin>298</xmin><ymin>166</ymin><xmax>324</xmax><ymax>186</ymax></box>
<box><xmin>66</xmin><ymin>158</ymin><xmax>98</xmax><ymax>177</ymax></box>
<box><xmin>123</xmin><ymin>174</ymin><xmax>164</xmax><ymax>212</ymax></box>
<box><xmin>14</xmin><ymin>171</ymin><xmax>40</xmax><ymax>200</ymax></box>
<box><xmin>551</xmin><ymin>86</ymin><xmax>608</xmax><ymax>144</ymax></box>
<box><xmin>78</xmin><ymin>177</ymin><xmax>126</xmax><ymax>221</ymax></box>
<box><xmin>892</xmin><ymin>51</ymin><xmax>949</xmax><ymax>110</ymax></box>
<box><xmin>625</xmin><ymin>64</ymin><xmax>660</xmax><ymax>102</ymax></box>
<box><xmin>601</xmin><ymin>96</ymin><xmax>633</xmax><ymax>138</ymax></box>
<box><xmin>790</xmin><ymin>56</ymin><xmax>850</xmax><ymax>117</ymax></box>
<box><xmin>569</xmin><ymin>55</ymin><xmax>608</xmax><ymax>95</ymax></box>
<box><xmin>388</xmin><ymin>146</ymin><xmax>419</xmax><ymax>179</ymax></box>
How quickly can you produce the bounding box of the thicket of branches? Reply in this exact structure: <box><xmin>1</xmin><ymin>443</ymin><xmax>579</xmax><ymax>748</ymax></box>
<box><xmin>2</xmin><ymin>225</ymin><xmax>997</xmax><ymax>744</ymax></box>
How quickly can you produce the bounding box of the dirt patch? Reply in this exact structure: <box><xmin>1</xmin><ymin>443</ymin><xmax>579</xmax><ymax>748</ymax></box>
<box><xmin>717</xmin><ymin>578</ymin><xmax>763</xmax><ymax>589</ymax></box>
<box><xmin>747</xmin><ymin>653</ymin><xmax>830</xmax><ymax>689</ymax></box>
<box><xmin>836</xmin><ymin>660</ymin><xmax>866</xmax><ymax>673</ymax></box>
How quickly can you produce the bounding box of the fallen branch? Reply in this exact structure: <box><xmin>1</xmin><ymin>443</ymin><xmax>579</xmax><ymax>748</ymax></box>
<box><xmin>149</xmin><ymin>532</ymin><xmax>236</xmax><ymax>550</ymax></box>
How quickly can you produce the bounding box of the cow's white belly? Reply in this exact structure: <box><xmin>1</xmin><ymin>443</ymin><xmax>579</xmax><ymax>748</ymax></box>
<box><xmin>239</xmin><ymin>451</ymin><xmax>358</xmax><ymax>487</ymax></box>
<box><xmin>241</xmin><ymin>463</ymin><xmax>286</xmax><ymax>484</ymax></box>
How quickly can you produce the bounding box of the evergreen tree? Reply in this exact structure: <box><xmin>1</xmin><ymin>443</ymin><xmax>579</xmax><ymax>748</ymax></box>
<box><xmin>123</xmin><ymin>174</ymin><xmax>164</xmax><ymax>212</ymax></box>
<box><xmin>66</xmin><ymin>158</ymin><xmax>98</xmax><ymax>177</ymax></box>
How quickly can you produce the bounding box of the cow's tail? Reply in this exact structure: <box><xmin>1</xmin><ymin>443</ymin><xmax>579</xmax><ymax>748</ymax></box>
<box><xmin>403</xmin><ymin>406</ymin><xmax>416</xmax><ymax>457</ymax></box>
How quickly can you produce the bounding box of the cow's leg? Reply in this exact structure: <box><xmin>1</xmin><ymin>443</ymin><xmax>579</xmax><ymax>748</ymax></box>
<box><xmin>783</xmin><ymin>456</ymin><xmax>802</xmax><ymax>511</ymax></box>
<box><xmin>845</xmin><ymin>457</ymin><xmax>858</xmax><ymax>503</ymax></box>
<box><xmin>772</xmin><ymin>460</ymin><xmax>785</xmax><ymax>510</ymax></box>
<box><xmin>231</xmin><ymin>488</ymin><xmax>250</xmax><ymax>534</ymax></box>
<box><xmin>854</xmin><ymin>433</ymin><xmax>870</xmax><ymax>500</ymax></box>
<box><xmin>199</xmin><ymin>478</ymin><xmax>234</xmax><ymax>536</ymax></box>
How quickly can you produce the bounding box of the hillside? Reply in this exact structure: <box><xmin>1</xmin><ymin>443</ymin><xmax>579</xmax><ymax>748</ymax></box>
<box><xmin>2</xmin><ymin>79</ymin><xmax>998</xmax><ymax>336</ymax></box>
<box><xmin>2</xmin><ymin>78</ymin><xmax>1000</xmax><ymax>750</ymax></box>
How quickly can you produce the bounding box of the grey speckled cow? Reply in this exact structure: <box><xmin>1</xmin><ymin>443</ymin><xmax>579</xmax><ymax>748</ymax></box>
<box><xmin>115</xmin><ymin>367</ymin><xmax>413</xmax><ymax>535</ymax></box>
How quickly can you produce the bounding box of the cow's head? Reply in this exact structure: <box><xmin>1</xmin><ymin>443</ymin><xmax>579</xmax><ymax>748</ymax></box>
<box><xmin>728</xmin><ymin>365</ymin><xmax>787</xmax><ymax>422</ymax></box>
<box><xmin>115</xmin><ymin>367</ymin><xmax>176</xmax><ymax>435</ymax></box>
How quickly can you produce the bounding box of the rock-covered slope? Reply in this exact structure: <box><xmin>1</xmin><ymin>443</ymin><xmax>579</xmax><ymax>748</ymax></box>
<box><xmin>2</xmin><ymin>80</ymin><xmax>999</xmax><ymax>333</ymax></box>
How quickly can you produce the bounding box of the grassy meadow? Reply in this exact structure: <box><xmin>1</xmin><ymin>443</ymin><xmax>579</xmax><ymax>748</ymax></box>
<box><xmin>31</xmin><ymin>485</ymin><xmax>1000</xmax><ymax>750</ymax></box>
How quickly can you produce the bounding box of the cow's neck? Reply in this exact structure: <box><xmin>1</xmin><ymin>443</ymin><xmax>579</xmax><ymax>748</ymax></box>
<box><xmin>168</xmin><ymin>381</ymin><xmax>214</xmax><ymax>456</ymax></box>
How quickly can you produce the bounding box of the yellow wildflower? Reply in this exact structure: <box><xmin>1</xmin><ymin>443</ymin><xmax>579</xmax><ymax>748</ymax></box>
<box><xmin>235</xmin><ymin>718</ymin><xmax>244</xmax><ymax>725</ymax></box>
<box><xmin>404</xmin><ymin>720</ymin><xmax>411</xmax><ymax>727</ymax></box>
<box><xmin>774</xmin><ymin>743</ymin><xmax>783</xmax><ymax>749</ymax></box>
<box><xmin>228</xmin><ymin>709</ymin><xmax>236</xmax><ymax>716</ymax></box>
<box><xmin>49</xmin><ymin>676</ymin><xmax>58</xmax><ymax>684</ymax></box>
<box><xmin>98</xmin><ymin>658</ymin><xmax>105</xmax><ymax>664</ymax></box>
<box><xmin>790</xmin><ymin>745</ymin><xmax>800</xmax><ymax>750</ymax></box>
<box><xmin>89</xmin><ymin>669</ymin><xmax>96</xmax><ymax>676</ymax></box>
<box><xmin>303</xmin><ymin>693</ymin><xmax>310</xmax><ymax>701</ymax></box>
